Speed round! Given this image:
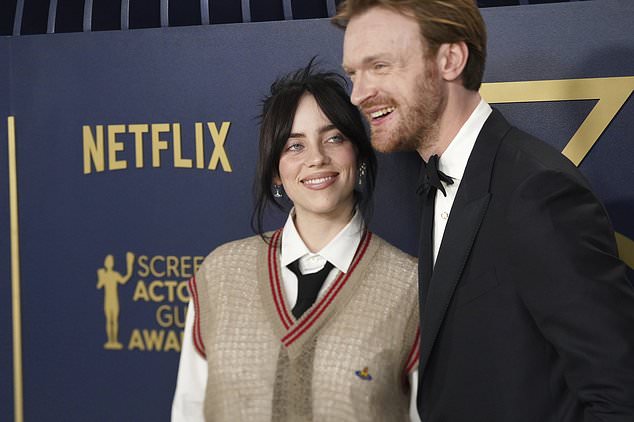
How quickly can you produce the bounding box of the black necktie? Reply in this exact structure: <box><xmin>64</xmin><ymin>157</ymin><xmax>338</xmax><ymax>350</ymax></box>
<box><xmin>417</xmin><ymin>155</ymin><xmax>453</xmax><ymax>312</ymax></box>
<box><xmin>287</xmin><ymin>259</ymin><xmax>334</xmax><ymax>319</ymax></box>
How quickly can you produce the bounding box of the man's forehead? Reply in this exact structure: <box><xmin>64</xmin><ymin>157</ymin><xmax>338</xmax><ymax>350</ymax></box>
<box><xmin>345</xmin><ymin>6</ymin><xmax>418</xmax><ymax>30</ymax></box>
<box><xmin>344</xmin><ymin>9</ymin><xmax>420</xmax><ymax>44</ymax></box>
<box><xmin>343</xmin><ymin>16</ymin><xmax>421</xmax><ymax>67</ymax></box>
<box><xmin>344</xmin><ymin>12</ymin><xmax>394</xmax><ymax>43</ymax></box>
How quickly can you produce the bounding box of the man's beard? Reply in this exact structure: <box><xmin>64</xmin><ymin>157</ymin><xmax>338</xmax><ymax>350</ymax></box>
<box><xmin>370</xmin><ymin>69</ymin><xmax>443</xmax><ymax>154</ymax></box>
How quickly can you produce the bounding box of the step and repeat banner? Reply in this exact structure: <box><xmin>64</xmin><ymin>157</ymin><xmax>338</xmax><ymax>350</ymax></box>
<box><xmin>2</xmin><ymin>1</ymin><xmax>633</xmax><ymax>420</ymax></box>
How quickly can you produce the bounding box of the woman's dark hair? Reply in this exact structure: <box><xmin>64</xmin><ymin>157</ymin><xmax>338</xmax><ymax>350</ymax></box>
<box><xmin>251</xmin><ymin>59</ymin><xmax>377</xmax><ymax>238</ymax></box>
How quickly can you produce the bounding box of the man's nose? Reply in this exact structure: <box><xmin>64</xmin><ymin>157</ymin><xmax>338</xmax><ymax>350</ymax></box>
<box><xmin>350</xmin><ymin>73</ymin><xmax>376</xmax><ymax>107</ymax></box>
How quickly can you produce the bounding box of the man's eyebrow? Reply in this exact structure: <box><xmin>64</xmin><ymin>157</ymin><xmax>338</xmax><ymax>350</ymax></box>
<box><xmin>362</xmin><ymin>55</ymin><xmax>387</xmax><ymax>65</ymax></box>
<box><xmin>343</xmin><ymin>55</ymin><xmax>387</xmax><ymax>74</ymax></box>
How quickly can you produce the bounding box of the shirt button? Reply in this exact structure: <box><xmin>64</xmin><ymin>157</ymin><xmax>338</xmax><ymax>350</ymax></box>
<box><xmin>441</xmin><ymin>212</ymin><xmax>449</xmax><ymax>220</ymax></box>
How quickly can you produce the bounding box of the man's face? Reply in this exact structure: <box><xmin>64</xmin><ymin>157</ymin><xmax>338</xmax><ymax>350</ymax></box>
<box><xmin>343</xmin><ymin>7</ymin><xmax>444</xmax><ymax>153</ymax></box>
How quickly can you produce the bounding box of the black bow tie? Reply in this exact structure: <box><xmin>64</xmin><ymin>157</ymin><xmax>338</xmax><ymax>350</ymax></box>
<box><xmin>416</xmin><ymin>154</ymin><xmax>454</xmax><ymax>197</ymax></box>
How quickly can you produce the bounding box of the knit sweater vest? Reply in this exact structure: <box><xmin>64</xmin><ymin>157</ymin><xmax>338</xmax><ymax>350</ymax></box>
<box><xmin>189</xmin><ymin>230</ymin><xmax>419</xmax><ymax>422</ymax></box>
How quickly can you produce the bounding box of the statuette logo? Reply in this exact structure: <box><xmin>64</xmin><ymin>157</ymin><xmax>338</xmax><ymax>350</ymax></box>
<box><xmin>97</xmin><ymin>252</ymin><xmax>135</xmax><ymax>350</ymax></box>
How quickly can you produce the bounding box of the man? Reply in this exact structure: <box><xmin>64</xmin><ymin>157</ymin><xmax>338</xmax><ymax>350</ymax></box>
<box><xmin>334</xmin><ymin>1</ymin><xmax>634</xmax><ymax>421</ymax></box>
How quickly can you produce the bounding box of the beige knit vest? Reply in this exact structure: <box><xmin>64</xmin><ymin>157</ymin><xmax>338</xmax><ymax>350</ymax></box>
<box><xmin>192</xmin><ymin>231</ymin><xmax>419</xmax><ymax>422</ymax></box>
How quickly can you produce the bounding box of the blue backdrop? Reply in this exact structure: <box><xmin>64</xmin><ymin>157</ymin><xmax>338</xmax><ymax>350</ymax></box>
<box><xmin>1</xmin><ymin>1</ymin><xmax>633</xmax><ymax>421</ymax></box>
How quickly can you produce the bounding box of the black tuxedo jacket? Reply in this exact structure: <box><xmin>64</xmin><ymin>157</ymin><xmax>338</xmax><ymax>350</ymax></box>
<box><xmin>416</xmin><ymin>109</ymin><xmax>634</xmax><ymax>421</ymax></box>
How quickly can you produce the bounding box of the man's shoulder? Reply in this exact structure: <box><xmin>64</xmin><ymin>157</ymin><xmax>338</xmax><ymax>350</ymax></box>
<box><xmin>502</xmin><ymin>128</ymin><xmax>572</xmax><ymax>171</ymax></box>
<box><xmin>483</xmin><ymin>112</ymin><xmax>583</xmax><ymax>187</ymax></box>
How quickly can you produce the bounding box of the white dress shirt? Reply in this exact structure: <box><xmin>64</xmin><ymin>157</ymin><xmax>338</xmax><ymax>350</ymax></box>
<box><xmin>432</xmin><ymin>100</ymin><xmax>492</xmax><ymax>264</ymax></box>
<box><xmin>171</xmin><ymin>210</ymin><xmax>420</xmax><ymax>422</ymax></box>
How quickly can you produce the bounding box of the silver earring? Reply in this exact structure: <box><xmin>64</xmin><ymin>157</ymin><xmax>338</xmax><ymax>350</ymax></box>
<box><xmin>357</xmin><ymin>162</ymin><xmax>367</xmax><ymax>187</ymax></box>
<box><xmin>273</xmin><ymin>184</ymin><xmax>283</xmax><ymax>198</ymax></box>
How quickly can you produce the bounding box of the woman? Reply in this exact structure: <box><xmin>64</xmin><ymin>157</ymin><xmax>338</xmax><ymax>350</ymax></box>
<box><xmin>172</xmin><ymin>63</ymin><xmax>419</xmax><ymax>421</ymax></box>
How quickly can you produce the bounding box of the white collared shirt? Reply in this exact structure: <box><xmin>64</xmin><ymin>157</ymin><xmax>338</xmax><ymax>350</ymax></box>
<box><xmin>171</xmin><ymin>210</ymin><xmax>420</xmax><ymax>422</ymax></box>
<box><xmin>280</xmin><ymin>208</ymin><xmax>364</xmax><ymax>306</ymax></box>
<box><xmin>433</xmin><ymin>100</ymin><xmax>492</xmax><ymax>264</ymax></box>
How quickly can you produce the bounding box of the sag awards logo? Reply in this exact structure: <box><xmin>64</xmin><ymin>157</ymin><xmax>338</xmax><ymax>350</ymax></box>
<box><xmin>96</xmin><ymin>251</ymin><xmax>204</xmax><ymax>352</ymax></box>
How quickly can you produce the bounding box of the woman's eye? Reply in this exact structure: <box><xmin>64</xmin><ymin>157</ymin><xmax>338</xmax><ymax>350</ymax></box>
<box><xmin>286</xmin><ymin>142</ymin><xmax>303</xmax><ymax>152</ymax></box>
<box><xmin>326</xmin><ymin>134</ymin><xmax>344</xmax><ymax>144</ymax></box>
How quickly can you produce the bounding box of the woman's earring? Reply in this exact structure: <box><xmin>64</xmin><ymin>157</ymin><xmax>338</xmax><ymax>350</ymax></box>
<box><xmin>357</xmin><ymin>162</ymin><xmax>367</xmax><ymax>187</ymax></box>
<box><xmin>273</xmin><ymin>184</ymin><xmax>283</xmax><ymax>198</ymax></box>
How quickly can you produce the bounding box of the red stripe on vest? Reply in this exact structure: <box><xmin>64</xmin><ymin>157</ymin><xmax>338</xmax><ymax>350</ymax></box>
<box><xmin>188</xmin><ymin>276</ymin><xmax>206</xmax><ymax>358</ymax></box>
<box><xmin>404</xmin><ymin>326</ymin><xmax>420</xmax><ymax>374</ymax></box>
<box><xmin>268</xmin><ymin>229</ymin><xmax>293</xmax><ymax>329</ymax></box>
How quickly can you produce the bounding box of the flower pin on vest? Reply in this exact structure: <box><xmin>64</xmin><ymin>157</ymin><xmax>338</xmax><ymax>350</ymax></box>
<box><xmin>355</xmin><ymin>367</ymin><xmax>373</xmax><ymax>381</ymax></box>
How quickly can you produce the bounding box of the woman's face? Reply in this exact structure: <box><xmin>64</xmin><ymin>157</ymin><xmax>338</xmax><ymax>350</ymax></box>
<box><xmin>275</xmin><ymin>93</ymin><xmax>358</xmax><ymax>222</ymax></box>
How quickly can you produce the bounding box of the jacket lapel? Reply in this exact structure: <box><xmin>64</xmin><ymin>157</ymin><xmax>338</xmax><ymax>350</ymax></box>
<box><xmin>418</xmin><ymin>109</ymin><xmax>511</xmax><ymax>378</ymax></box>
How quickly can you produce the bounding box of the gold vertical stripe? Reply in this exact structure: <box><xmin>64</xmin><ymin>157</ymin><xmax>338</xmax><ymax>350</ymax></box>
<box><xmin>8</xmin><ymin>116</ymin><xmax>24</xmax><ymax>422</ymax></box>
<box><xmin>616</xmin><ymin>232</ymin><xmax>634</xmax><ymax>270</ymax></box>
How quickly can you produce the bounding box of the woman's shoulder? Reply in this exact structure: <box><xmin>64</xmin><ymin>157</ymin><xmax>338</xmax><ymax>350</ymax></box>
<box><xmin>201</xmin><ymin>233</ymin><xmax>269</xmax><ymax>268</ymax></box>
<box><xmin>213</xmin><ymin>233</ymin><xmax>264</xmax><ymax>252</ymax></box>
<box><xmin>363</xmin><ymin>233</ymin><xmax>418</xmax><ymax>305</ymax></box>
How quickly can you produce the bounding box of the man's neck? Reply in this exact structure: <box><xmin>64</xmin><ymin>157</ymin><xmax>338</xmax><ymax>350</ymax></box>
<box><xmin>418</xmin><ymin>90</ymin><xmax>481</xmax><ymax>161</ymax></box>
